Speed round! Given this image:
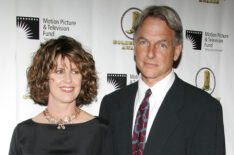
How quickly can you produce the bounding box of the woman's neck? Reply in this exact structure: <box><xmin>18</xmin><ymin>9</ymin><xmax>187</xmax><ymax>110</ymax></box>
<box><xmin>46</xmin><ymin>102</ymin><xmax>77</xmax><ymax>119</ymax></box>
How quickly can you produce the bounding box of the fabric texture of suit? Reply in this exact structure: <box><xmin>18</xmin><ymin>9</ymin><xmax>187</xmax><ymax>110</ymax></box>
<box><xmin>99</xmin><ymin>75</ymin><xmax>225</xmax><ymax>155</ymax></box>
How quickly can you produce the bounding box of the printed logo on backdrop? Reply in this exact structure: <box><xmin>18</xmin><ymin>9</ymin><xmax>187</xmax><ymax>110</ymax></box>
<box><xmin>42</xmin><ymin>18</ymin><xmax>76</xmax><ymax>39</ymax></box>
<box><xmin>16</xmin><ymin>16</ymin><xmax>39</xmax><ymax>40</ymax></box>
<box><xmin>121</xmin><ymin>8</ymin><xmax>141</xmax><ymax>40</ymax></box>
<box><xmin>186</xmin><ymin>30</ymin><xmax>202</xmax><ymax>50</ymax></box>
<box><xmin>129</xmin><ymin>74</ymin><xmax>138</xmax><ymax>84</ymax></box>
<box><xmin>113</xmin><ymin>8</ymin><xmax>142</xmax><ymax>50</ymax></box>
<box><xmin>199</xmin><ymin>0</ymin><xmax>219</xmax><ymax>4</ymax></box>
<box><xmin>107</xmin><ymin>74</ymin><xmax>127</xmax><ymax>92</ymax></box>
<box><xmin>203</xmin><ymin>32</ymin><xmax>228</xmax><ymax>52</ymax></box>
<box><xmin>186</xmin><ymin>30</ymin><xmax>229</xmax><ymax>52</ymax></box>
<box><xmin>195</xmin><ymin>67</ymin><xmax>216</xmax><ymax>94</ymax></box>
<box><xmin>16</xmin><ymin>16</ymin><xmax>77</xmax><ymax>40</ymax></box>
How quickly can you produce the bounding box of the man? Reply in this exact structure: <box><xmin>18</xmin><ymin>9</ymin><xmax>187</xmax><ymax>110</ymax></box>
<box><xmin>99</xmin><ymin>5</ymin><xmax>225</xmax><ymax>155</ymax></box>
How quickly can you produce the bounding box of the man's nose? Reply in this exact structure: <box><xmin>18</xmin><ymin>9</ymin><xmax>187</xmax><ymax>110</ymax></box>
<box><xmin>147</xmin><ymin>44</ymin><xmax>156</xmax><ymax>59</ymax></box>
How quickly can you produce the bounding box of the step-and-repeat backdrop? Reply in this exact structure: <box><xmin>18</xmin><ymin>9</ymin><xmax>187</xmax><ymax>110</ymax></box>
<box><xmin>1</xmin><ymin>0</ymin><xmax>233</xmax><ymax>154</ymax></box>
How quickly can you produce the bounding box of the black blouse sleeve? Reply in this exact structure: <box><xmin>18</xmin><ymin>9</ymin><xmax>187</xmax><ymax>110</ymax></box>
<box><xmin>9</xmin><ymin>125</ymin><xmax>21</xmax><ymax>155</ymax></box>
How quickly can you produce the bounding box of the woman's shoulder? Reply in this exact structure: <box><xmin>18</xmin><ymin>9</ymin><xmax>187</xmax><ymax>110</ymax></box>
<box><xmin>95</xmin><ymin>117</ymin><xmax>109</xmax><ymax>126</ymax></box>
<box><xmin>17</xmin><ymin>119</ymin><xmax>34</xmax><ymax>126</ymax></box>
<box><xmin>14</xmin><ymin>119</ymin><xmax>35</xmax><ymax>130</ymax></box>
<box><xmin>79</xmin><ymin>109</ymin><xmax>109</xmax><ymax>127</ymax></box>
<box><xmin>11</xmin><ymin>119</ymin><xmax>35</xmax><ymax>137</ymax></box>
<box><xmin>78</xmin><ymin>109</ymin><xmax>95</xmax><ymax>123</ymax></box>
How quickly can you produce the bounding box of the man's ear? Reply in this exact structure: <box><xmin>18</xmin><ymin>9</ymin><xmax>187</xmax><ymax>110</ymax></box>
<box><xmin>174</xmin><ymin>43</ymin><xmax>182</xmax><ymax>61</ymax></box>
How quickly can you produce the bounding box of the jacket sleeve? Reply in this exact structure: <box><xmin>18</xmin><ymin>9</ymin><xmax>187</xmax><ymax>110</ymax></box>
<box><xmin>214</xmin><ymin>103</ymin><xmax>226</xmax><ymax>155</ymax></box>
<box><xmin>190</xmin><ymin>101</ymin><xmax>225</xmax><ymax>155</ymax></box>
<box><xmin>99</xmin><ymin>95</ymin><xmax>111</xmax><ymax>122</ymax></box>
<box><xmin>102</xmin><ymin>126</ymin><xmax>114</xmax><ymax>155</ymax></box>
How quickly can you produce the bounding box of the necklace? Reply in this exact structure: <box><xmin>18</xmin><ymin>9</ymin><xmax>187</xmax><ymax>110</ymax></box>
<box><xmin>43</xmin><ymin>107</ymin><xmax>79</xmax><ymax>130</ymax></box>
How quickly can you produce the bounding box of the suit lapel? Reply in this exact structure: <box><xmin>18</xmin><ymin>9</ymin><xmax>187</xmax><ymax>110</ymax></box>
<box><xmin>143</xmin><ymin>76</ymin><xmax>185</xmax><ymax>155</ymax></box>
<box><xmin>116</xmin><ymin>83</ymin><xmax>138</xmax><ymax>155</ymax></box>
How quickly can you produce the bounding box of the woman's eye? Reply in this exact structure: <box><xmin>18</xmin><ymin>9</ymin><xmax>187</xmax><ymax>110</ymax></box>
<box><xmin>72</xmin><ymin>70</ymin><xmax>79</xmax><ymax>74</ymax></box>
<box><xmin>55</xmin><ymin>69</ymin><xmax>63</xmax><ymax>74</ymax></box>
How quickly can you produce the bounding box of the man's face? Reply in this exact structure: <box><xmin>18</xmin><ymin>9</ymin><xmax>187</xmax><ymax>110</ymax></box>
<box><xmin>134</xmin><ymin>17</ymin><xmax>182</xmax><ymax>87</ymax></box>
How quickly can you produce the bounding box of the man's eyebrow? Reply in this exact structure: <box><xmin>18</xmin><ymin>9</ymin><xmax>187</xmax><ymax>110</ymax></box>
<box><xmin>135</xmin><ymin>37</ymin><xmax>171</xmax><ymax>45</ymax></box>
<box><xmin>155</xmin><ymin>39</ymin><xmax>171</xmax><ymax>44</ymax></box>
<box><xmin>157</xmin><ymin>39</ymin><xmax>169</xmax><ymax>42</ymax></box>
<box><xmin>135</xmin><ymin>36</ymin><xmax>147</xmax><ymax>40</ymax></box>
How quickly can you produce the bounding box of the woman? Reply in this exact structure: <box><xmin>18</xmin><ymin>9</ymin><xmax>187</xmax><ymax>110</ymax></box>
<box><xmin>9</xmin><ymin>36</ymin><xmax>113</xmax><ymax>155</ymax></box>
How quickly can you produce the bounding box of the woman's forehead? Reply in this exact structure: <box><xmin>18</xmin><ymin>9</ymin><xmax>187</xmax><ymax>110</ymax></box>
<box><xmin>55</xmin><ymin>55</ymin><xmax>78</xmax><ymax>68</ymax></box>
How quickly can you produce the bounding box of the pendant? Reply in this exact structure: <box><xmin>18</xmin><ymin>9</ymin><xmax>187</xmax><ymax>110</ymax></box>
<box><xmin>57</xmin><ymin>121</ymin><xmax>66</xmax><ymax>130</ymax></box>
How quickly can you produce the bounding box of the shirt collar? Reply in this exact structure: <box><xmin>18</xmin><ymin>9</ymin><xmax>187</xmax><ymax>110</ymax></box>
<box><xmin>138</xmin><ymin>70</ymin><xmax>175</xmax><ymax>102</ymax></box>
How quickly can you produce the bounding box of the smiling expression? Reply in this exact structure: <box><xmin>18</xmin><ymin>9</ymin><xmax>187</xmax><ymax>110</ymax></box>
<box><xmin>48</xmin><ymin>55</ymin><xmax>82</xmax><ymax>105</ymax></box>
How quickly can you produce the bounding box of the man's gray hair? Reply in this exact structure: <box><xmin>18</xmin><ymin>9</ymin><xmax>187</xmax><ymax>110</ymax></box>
<box><xmin>134</xmin><ymin>5</ymin><xmax>183</xmax><ymax>46</ymax></box>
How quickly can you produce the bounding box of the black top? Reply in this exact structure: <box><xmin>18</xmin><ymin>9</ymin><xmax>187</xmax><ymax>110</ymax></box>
<box><xmin>9</xmin><ymin>117</ymin><xmax>113</xmax><ymax>155</ymax></box>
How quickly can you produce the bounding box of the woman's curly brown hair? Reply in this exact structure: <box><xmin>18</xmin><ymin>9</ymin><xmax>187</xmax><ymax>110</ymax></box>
<box><xmin>27</xmin><ymin>35</ymin><xmax>97</xmax><ymax>106</ymax></box>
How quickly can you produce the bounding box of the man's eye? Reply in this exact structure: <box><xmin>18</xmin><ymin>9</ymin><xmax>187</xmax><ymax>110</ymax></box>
<box><xmin>160</xmin><ymin>43</ymin><xmax>167</xmax><ymax>48</ymax></box>
<box><xmin>140</xmin><ymin>40</ymin><xmax>145</xmax><ymax>44</ymax></box>
<box><xmin>156</xmin><ymin>42</ymin><xmax>168</xmax><ymax>49</ymax></box>
<box><xmin>137</xmin><ymin>39</ymin><xmax>148</xmax><ymax>47</ymax></box>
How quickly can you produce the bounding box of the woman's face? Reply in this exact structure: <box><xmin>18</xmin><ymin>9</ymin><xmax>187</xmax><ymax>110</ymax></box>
<box><xmin>48</xmin><ymin>55</ymin><xmax>82</xmax><ymax>105</ymax></box>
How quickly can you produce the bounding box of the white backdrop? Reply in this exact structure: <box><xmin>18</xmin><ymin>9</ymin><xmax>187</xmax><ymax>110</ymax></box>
<box><xmin>1</xmin><ymin>0</ymin><xmax>233</xmax><ymax>154</ymax></box>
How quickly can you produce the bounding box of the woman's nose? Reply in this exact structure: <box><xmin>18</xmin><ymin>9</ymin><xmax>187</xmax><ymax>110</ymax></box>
<box><xmin>64</xmin><ymin>72</ymin><xmax>72</xmax><ymax>83</ymax></box>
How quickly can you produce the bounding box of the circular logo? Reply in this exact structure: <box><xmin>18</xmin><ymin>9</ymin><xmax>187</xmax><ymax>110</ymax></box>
<box><xmin>195</xmin><ymin>67</ymin><xmax>216</xmax><ymax>94</ymax></box>
<box><xmin>121</xmin><ymin>8</ymin><xmax>142</xmax><ymax>40</ymax></box>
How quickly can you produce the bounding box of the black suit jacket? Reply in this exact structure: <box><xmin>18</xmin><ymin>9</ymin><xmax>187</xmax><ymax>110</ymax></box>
<box><xmin>99</xmin><ymin>75</ymin><xmax>225</xmax><ymax>155</ymax></box>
